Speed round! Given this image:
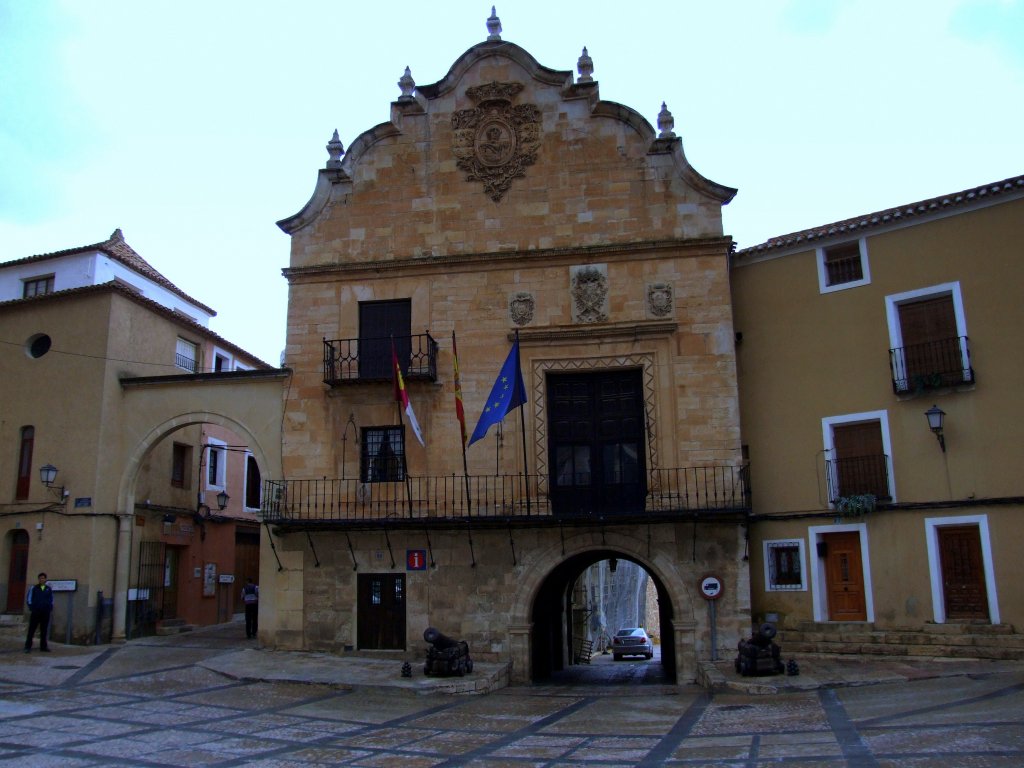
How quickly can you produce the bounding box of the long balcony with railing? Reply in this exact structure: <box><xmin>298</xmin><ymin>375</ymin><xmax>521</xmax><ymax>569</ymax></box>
<box><xmin>323</xmin><ymin>333</ymin><xmax>438</xmax><ymax>386</ymax></box>
<box><xmin>825</xmin><ymin>454</ymin><xmax>892</xmax><ymax>504</ymax></box>
<box><xmin>262</xmin><ymin>465</ymin><xmax>750</xmax><ymax>530</ymax></box>
<box><xmin>889</xmin><ymin>336</ymin><xmax>973</xmax><ymax>394</ymax></box>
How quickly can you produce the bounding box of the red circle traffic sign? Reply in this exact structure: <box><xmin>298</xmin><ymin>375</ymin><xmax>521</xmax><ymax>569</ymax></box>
<box><xmin>700</xmin><ymin>575</ymin><xmax>723</xmax><ymax>600</ymax></box>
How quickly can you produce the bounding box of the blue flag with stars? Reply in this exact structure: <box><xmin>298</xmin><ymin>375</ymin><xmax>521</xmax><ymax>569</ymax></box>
<box><xmin>468</xmin><ymin>339</ymin><xmax>527</xmax><ymax>446</ymax></box>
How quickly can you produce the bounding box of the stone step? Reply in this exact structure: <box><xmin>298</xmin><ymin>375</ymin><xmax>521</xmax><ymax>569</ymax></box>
<box><xmin>0</xmin><ymin>614</ymin><xmax>25</xmax><ymax>637</ymax></box>
<box><xmin>779</xmin><ymin>624</ymin><xmax>1024</xmax><ymax>661</ymax></box>
<box><xmin>793</xmin><ymin>620</ymin><xmax>1016</xmax><ymax>636</ymax></box>
<box><xmin>155</xmin><ymin>619</ymin><xmax>195</xmax><ymax>636</ymax></box>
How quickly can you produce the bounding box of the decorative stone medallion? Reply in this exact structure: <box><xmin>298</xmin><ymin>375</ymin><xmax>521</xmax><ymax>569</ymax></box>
<box><xmin>646</xmin><ymin>282</ymin><xmax>674</xmax><ymax>318</ymax></box>
<box><xmin>509</xmin><ymin>291</ymin><xmax>535</xmax><ymax>326</ymax></box>
<box><xmin>452</xmin><ymin>81</ymin><xmax>541</xmax><ymax>202</ymax></box>
<box><xmin>570</xmin><ymin>264</ymin><xmax>609</xmax><ymax>324</ymax></box>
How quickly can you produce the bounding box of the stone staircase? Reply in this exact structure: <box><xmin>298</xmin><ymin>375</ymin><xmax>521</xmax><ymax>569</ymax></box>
<box><xmin>155</xmin><ymin>618</ymin><xmax>195</xmax><ymax>636</ymax></box>
<box><xmin>779</xmin><ymin>621</ymin><xmax>1024</xmax><ymax>661</ymax></box>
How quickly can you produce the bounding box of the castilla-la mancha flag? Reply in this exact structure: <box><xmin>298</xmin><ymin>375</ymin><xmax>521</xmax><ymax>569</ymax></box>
<box><xmin>392</xmin><ymin>341</ymin><xmax>424</xmax><ymax>446</ymax></box>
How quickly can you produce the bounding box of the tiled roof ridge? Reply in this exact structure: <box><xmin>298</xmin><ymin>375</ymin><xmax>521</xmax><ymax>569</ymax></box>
<box><xmin>1</xmin><ymin>229</ymin><xmax>216</xmax><ymax>316</ymax></box>
<box><xmin>738</xmin><ymin>174</ymin><xmax>1024</xmax><ymax>255</ymax></box>
<box><xmin>0</xmin><ymin>282</ymin><xmax>272</xmax><ymax>369</ymax></box>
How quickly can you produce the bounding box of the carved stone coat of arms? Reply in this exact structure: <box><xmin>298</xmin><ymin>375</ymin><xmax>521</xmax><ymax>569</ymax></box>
<box><xmin>452</xmin><ymin>81</ymin><xmax>542</xmax><ymax>202</ymax></box>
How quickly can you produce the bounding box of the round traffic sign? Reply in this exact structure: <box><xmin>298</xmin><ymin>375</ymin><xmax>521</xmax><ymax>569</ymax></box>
<box><xmin>700</xmin><ymin>575</ymin><xmax>723</xmax><ymax>600</ymax></box>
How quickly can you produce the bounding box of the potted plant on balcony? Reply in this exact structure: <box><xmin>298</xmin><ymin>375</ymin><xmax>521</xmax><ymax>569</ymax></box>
<box><xmin>835</xmin><ymin>493</ymin><xmax>877</xmax><ymax>520</ymax></box>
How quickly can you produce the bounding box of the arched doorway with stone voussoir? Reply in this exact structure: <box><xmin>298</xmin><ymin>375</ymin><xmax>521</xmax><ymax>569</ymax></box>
<box><xmin>506</xmin><ymin>530</ymin><xmax>701</xmax><ymax>687</ymax></box>
<box><xmin>112</xmin><ymin>373</ymin><xmax>286</xmax><ymax>642</ymax></box>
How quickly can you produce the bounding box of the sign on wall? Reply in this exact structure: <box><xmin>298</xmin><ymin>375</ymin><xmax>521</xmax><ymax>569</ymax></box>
<box><xmin>406</xmin><ymin>549</ymin><xmax>428</xmax><ymax>571</ymax></box>
<box><xmin>203</xmin><ymin>563</ymin><xmax>217</xmax><ymax>596</ymax></box>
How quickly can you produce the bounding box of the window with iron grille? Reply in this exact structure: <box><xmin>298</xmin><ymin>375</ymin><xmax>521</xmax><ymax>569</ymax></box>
<box><xmin>816</xmin><ymin>240</ymin><xmax>870</xmax><ymax>293</ymax></box>
<box><xmin>22</xmin><ymin>275</ymin><xmax>54</xmax><ymax>298</ymax></box>
<box><xmin>361</xmin><ymin>427</ymin><xmax>405</xmax><ymax>483</ymax></box>
<box><xmin>764</xmin><ymin>539</ymin><xmax>806</xmax><ymax>591</ymax></box>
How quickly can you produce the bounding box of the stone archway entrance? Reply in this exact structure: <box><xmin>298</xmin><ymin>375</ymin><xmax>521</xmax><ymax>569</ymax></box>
<box><xmin>530</xmin><ymin>549</ymin><xmax>678</xmax><ymax>684</ymax></box>
<box><xmin>110</xmin><ymin>371</ymin><xmax>287</xmax><ymax>640</ymax></box>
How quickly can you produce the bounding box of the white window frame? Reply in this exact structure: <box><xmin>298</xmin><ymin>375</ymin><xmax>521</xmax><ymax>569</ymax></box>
<box><xmin>763</xmin><ymin>538</ymin><xmax>808</xmax><ymax>591</ymax></box>
<box><xmin>885</xmin><ymin>281</ymin><xmax>971</xmax><ymax>392</ymax></box>
<box><xmin>212</xmin><ymin>346</ymin><xmax>233</xmax><ymax>373</ymax></box>
<box><xmin>925</xmin><ymin>514</ymin><xmax>999</xmax><ymax>625</ymax></box>
<box><xmin>808</xmin><ymin>522</ymin><xmax>875</xmax><ymax>623</ymax></box>
<box><xmin>816</xmin><ymin>238</ymin><xmax>870</xmax><ymax>294</ymax></box>
<box><xmin>821</xmin><ymin>410</ymin><xmax>896</xmax><ymax>505</ymax></box>
<box><xmin>205</xmin><ymin>437</ymin><xmax>227</xmax><ymax>491</ymax></box>
<box><xmin>175</xmin><ymin>337</ymin><xmax>199</xmax><ymax>373</ymax></box>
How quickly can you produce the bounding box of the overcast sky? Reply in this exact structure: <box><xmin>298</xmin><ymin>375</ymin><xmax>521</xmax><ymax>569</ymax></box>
<box><xmin>2</xmin><ymin>1</ymin><xmax>1021</xmax><ymax>365</ymax></box>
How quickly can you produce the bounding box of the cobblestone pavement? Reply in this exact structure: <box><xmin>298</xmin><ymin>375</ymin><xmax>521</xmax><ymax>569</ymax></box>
<box><xmin>1</xmin><ymin>622</ymin><xmax>1023</xmax><ymax>766</ymax></box>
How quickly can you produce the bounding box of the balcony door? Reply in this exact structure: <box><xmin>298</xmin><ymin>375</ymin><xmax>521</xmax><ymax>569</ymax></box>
<box><xmin>898</xmin><ymin>294</ymin><xmax>961</xmax><ymax>388</ymax></box>
<box><xmin>832</xmin><ymin>421</ymin><xmax>889</xmax><ymax>500</ymax></box>
<box><xmin>359</xmin><ymin>300</ymin><xmax>411</xmax><ymax>380</ymax></box>
<box><xmin>547</xmin><ymin>369</ymin><xmax>646</xmax><ymax>516</ymax></box>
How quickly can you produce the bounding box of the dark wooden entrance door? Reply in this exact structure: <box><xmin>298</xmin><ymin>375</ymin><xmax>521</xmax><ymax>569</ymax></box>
<box><xmin>357</xmin><ymin>574</ymin><xmax>406</xmax><ymax>650</ymax></box>
<box><xmin>938</xmin><ymin>525</ymin><xmax>989</xmax><ymax>621</ymax></box>
<box><xmin>548</xmin><ymin>369</ymin><xmax>646</xmax><ymax>516</ymax></box>
<box><xmin>359</xmin><ymin>300</ymin><xmax>411</xmax><ymax>379</ymax></box>
<box><xmin>5</xmin><ymin>530</ymin><xmax>29</xmax><ymax>612</ymax></box>
<box><xmin>824</xmin><ymin>531</ymin><xmax>867</xmax><ymax>621</ymax></box>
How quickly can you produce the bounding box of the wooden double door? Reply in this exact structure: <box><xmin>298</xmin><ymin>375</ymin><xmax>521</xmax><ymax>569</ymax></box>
<box><xmin>938</xmin><ymin>525</ymin><xmax>989</xmax><ymax>621</ymax></box>
<box><xmin>357</xmin><ymin>574</ymin><xmax>406</xmax><ymax>650</ymax></box>
<box><xmin>547</xmin><ymin>369</ymin><xmax>646</xmax><ymax>516</ymax></box>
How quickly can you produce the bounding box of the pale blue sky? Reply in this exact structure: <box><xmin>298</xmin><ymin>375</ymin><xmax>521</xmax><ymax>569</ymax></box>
<box><xmin>2</xmin><ymin>0</ymin><xmax>1021</xmax><ymax>364</ymax></box>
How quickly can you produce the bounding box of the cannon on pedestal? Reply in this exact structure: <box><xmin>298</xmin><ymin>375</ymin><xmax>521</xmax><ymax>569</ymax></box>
<box><xmin>423</xmin><ymin>627</ymin><xmax>474</xmax><ymax>677</ymax></box>
<box><xmin>735</xmin><ymin>622</ymin><xmax>784</xmax><ymax>677</ymax></box>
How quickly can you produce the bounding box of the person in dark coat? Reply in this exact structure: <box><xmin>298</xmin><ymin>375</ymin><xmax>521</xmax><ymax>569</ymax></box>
<box><xmin>242</xmin><ymin>578</ymin><xmax>259</xmax><ymax>638</ymax></box>
<box><xmin>25</xmin><ymin>572</ymin><xmax>54</xmax><ymax>653</ymax></box>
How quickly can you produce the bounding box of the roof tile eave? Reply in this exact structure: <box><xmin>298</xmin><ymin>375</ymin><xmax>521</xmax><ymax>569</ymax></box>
<box><xmin>736</xmin><ymin>173</ymin><xmax>1024</xmax><ymax>257</ymax></box>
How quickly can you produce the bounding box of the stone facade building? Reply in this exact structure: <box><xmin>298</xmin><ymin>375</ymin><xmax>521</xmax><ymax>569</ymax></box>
<box><xmin>265</xmin><ymin>13</ymin><xmax>747</xmax><ymax>684</ymax></box>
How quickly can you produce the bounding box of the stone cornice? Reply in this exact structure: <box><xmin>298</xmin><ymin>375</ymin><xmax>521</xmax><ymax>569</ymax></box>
<box><xmin>282</xmin><ymin>237</ymin><xmax>732</xmax><ymax>281</ymax></box>
<box><xmin>512</xmin><ymin>321</ymin><xmax>678</xmax><ymax>344</ymax></box>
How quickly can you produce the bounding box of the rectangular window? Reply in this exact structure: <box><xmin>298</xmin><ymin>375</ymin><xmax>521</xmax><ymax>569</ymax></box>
<box><xmin>22</xmin><ymin>275</ymin><xmax>54</xmax><ymax>298</ymax></box>
<box><xmin>764</xmin><ymin>539</ymin><xmax>806</xmax><ymax>591</ymax></box>
<box><xmin>206</xmin><ymin>439</ymin><xmax>226</xmax><ymax>490</ymax></box>
<box><xmin>175</xmin><ymin>338</ymin><xmax>198</xmax><ymax>373</ymax></box>
<box><xmin>817</xmin><ymin>240</ymin><xmax>870</xmax><ymax>293</ymax></box>
<box><xmin>360</xmin><ymin>427</ymin><xmax>406</xmax><ymax>483</ymax></box>
<box><xmin>823</xmin><ymin>411</ymin><xmax>894</xmax><ymax>504</ymax></box>
<box><xmin>16</xmin><ymin>426</ymin><xmax>34</xmax><ymax>500</ymax></box>
<box><xmin>213</xmin><ymin>349</ymin><xmax>232</xmax><ymax>372</ymax></box>
<box><xmin>171</xmin><ymin>443</ymin><xmax>192</xmax><ymax>488</ymax></box>
<box><xmin>886</xmin><ymin>283</ymin><xmax>971</xmax><ymax>392</ymax></box>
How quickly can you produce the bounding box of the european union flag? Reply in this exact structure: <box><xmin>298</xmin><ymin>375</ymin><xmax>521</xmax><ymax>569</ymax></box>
<box><xmin>468</xmin><ymin>339</ymin><xmax>527</xmax><ymax>446</ymax></box>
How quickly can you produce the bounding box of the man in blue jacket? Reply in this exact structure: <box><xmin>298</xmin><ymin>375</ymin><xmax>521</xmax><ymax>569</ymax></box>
<box><xmin>25</xmin><ymin>572</ymin><xmax>53</xmax><ymax>653</ymax></box>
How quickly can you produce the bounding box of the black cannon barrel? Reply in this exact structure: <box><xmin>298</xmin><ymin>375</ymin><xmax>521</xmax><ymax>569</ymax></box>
<box><xmin>423</xmin><ymin>627</ymin><xmax>459</xmax><ymax>650</ymax></box>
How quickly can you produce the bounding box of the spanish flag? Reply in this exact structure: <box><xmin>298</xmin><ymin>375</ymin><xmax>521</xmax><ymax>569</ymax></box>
<box><xmin>453</xmin><ymin>332</ymin><xmax>467</xmax><ymax>447</ymax></box>
<box><xmin>392</xmin><ymin>340</ymin><xmax>424</xmax><ymax>446</ymax></box>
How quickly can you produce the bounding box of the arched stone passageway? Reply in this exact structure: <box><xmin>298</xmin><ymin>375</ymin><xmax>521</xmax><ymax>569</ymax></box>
<box><xmin>108</xmin><ymin>373</ymin><xmax>286</xmax><ymax>640</ymax></box>
<box><xmin>529</xmin><ymin>549</ymin><xmax>678</xmax><ymax>684</ymax></box>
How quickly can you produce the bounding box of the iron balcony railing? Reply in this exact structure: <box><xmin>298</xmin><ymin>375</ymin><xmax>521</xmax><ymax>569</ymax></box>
<box><xmin>262</xmin><ymin>465</ymin><xmax>750</xmax><ymax>526</ymax></box>
<box><xmin>889</xmin><ymin>336</ymin><xmax>973</xmax><ymax>394</ymax></box>
<box><xmin>174</xmin><ymin>352</ymin><xmax>197</xmax><ymax>373</ymax></box>
<box><xmin>324</xmin><ymin>333</ymin><xmax>438</xmax><ymax>385</ymax></box>
<box><xmin>825</xmin><ymin>454</ymin><xmax>892</xmax><ymax>503</ymax></box>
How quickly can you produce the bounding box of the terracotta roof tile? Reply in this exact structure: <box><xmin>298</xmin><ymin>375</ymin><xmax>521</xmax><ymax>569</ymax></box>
<box><xmin>0</xmin><ymin>229</ymin><xmax>216</xmax><ymax>316</ymax></box>
<box><xmin>737</xmin><ymin>174</ymin><xmax>1024</xmax><ymax>256</ymax></box>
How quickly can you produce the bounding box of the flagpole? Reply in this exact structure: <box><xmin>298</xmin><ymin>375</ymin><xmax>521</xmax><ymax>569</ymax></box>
<box><xmin>515</xmin><ymin>330</ymin><xmax>531</xmax><ymax>515</ymax></box>
<box><xmin>391</xmin><ymin>337</ymin><xmax>415</xmax><ymax>519</ymax></box>
<box><xmin>453</xmin><ymin>332</ymin><xmax>472</xmax><ymax>516</ymax></box>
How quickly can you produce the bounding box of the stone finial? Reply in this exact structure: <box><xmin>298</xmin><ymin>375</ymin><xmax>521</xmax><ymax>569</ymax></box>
<box><xmin>657</xmin><ymin>102</ymin><xmax>675</xmax><ymax>138</ymax></box>
<box><xmin>326</xmin><ymin>129</ymin><xmax>345</xmax><ymax>169</ymax></box>
<box><xmin>577</xmin><ymin>47</ymin><xmax>594</xmax><ymax>83</ymax></box>
<box><xmin>398</xmin><ymin>66</ymin><xmax>416</xmax><ymax>100</ymax></box>
<box><xmin>486</xmin><ymin>6</ymin><xmax>502</xmax><ymax>40</ymax></box>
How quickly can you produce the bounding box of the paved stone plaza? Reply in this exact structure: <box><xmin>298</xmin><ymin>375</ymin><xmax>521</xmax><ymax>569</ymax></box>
<box><xmin>1</xmin><ymin>621</ymin><xmax>1022</xmax><ymax>766</ymax></box>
